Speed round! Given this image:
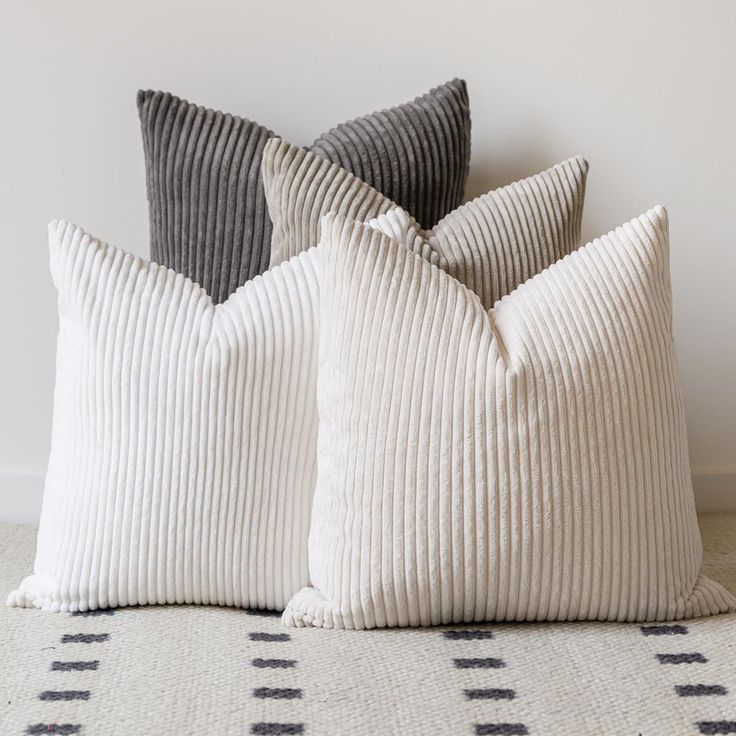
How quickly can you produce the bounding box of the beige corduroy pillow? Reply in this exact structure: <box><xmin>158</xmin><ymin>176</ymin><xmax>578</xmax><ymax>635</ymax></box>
<box><xmin>283</xmin><ymin>209</ymin><xmax>736</xmax><ymax>630</ymax></box>
<box><xmin>263</xmin><ymin>139</ymin><xmax>589</xmax><ymax>311</ymax></box>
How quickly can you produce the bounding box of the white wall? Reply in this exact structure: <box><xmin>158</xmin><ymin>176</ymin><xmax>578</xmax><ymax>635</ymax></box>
<box><xmin>1</xmin><ymin>0</ymin><xmax>734</xmax><ymax>520</ymax></box>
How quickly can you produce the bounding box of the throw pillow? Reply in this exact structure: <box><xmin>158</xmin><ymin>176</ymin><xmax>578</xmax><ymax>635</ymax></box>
<box><xmin>283</xmin><ymin>209</ymin><xmax>736</xmax><ymax>629</ymax></box>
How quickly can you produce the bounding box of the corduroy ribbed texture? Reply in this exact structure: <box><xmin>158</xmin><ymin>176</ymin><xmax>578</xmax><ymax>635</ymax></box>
<box><xmin>310</xmin><ymin>78</ymin><xmax>470</xmax><ymax>230</ymax></box>
<box><xmin>138</xmin><ymin>79</ymin><xmax>470</xmax><ymax>303</ymax></box>
<box><xmin>264</xmin><ymin>138</ymin><xmax>395</xmax><ymax>268</ymax></box>
<box><xmin>265</xmin><ymin>140</ymin><xmax>588</xmax><ymax>310</ymax></box>
<box><xmin>138</xmin><ymin>89</ymin><xmax>274</xmax><ymax>304</ymax></box>
<box><xmin>283</xmin><ymin>210</ymin><xmax>736</xmax><ymax>629</ymax></box>
<box><xmin>430</xmin><ymin>155</ymin><xmax>587</xmax><ymax>308</ymax></box>
<box><xmin>8</xmin><ymin>222</ymin><xmax>322</xmax><ymax>612</ymax></box>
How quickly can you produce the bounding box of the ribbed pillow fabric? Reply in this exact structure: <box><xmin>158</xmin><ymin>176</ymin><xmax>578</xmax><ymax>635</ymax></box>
<box><xmin>8</xmin><ymin>222</ymin><xmax>319</xmax><ymax>611</ymax></box>
<box><xmin>264</xmin><ymin>140</ymin><xmax>588</xmax><ymax>310</ymax></box>
<box><xmin>283</xmin><ymin>210</ymin><xmax>736</xmax><ymax>629</ymax></box>
<box><xmin>137</xmin><ymin>90</ymin><xmax>274</xmax><ymax>304</ymax></box>
<box><xmin>138</xmin><ymin>79</ymin><xmax>471</xmax><ymax>304</ymax></box>
<box><xmin>310</xmin><ymin>79</ymin><xmax>470</xmax><ymax>231</ymax></box>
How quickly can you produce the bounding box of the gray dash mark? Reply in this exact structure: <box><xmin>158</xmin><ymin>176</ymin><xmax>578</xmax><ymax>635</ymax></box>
<box><xmin>27</xmin><ymin>726</ymin><xmax>81</xmax><ymax>735</ymax></box>
<box><xmin>250</xmin><ymin>724</ymin><xmax>304</xmax><ymax>735</ymax></box>
<box><xmin>676</xmin><ymin>685</ymin><xmax>728</xmax><ymax>697</ymax></box>
<box><xmin>252</xmin><ymin>658</ymin><xmax>296</xmax><ymax>669</ymax></box>
<box><xmin>253</xmin><ymin>688</ymin><xmax>302</xmax><ymax>699</ymax></box>
<box><xmin>640</xmin><ymin>624</ymin><xmax>688</xmax><ymax>636</ymax></box>
<box><xmin>657</xmin><ymin>653</ymin><xmax>708</xmax><ymax>664</ymax></box>
<box><xmin>249</xmin><ymin>632</ymin><xmax>290</xmax><ymax>642</ymax></box>
<box><xmin>52</xmin><ymin>661</ymin><xmax>99</xmax><ymax>672</ymax></box>
<box><xmin>465</xmin><ymin>688</ymin><xmax>516</xmax><ymax>700</ymax></box>
<box><xmin>443</xmin><ymin>630</ymin><xmax>494</xmax><ymax>640</ymax></box>
<box><xmin>697</xmin><ymin>722</ymin><xmax>736</xmax><ymax>735</ymax></box>
<box><xmin>71</xmin><ymin>609</ymin><xmax>114</xmax><ymax>617</ymax></box>
<box><xmin>39</xmin><ymin>691</ymin><xmax>90</xmax><ymax>701</ymax></box>
<box><xmin>245</xmin><ymin>609</ymin><xmax>282</xmax><ymax>618</ymax></box>
<box><xmin>61</xmin><ymin>634</ymin><xmax>109</xmax><ymax>644</ymax></box>
<box><xmin>475</xmin><ymin>725</ymin><xmax>528</xmax><ymax>735</ymax></box>
<box><xmin>454</xmin><ymin>658</ymin><xmax>505</xmax><ymax>669</ymax></box>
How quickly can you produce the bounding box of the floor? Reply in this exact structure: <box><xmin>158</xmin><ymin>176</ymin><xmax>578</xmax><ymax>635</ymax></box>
<box><xmin>1</xmin><ymin>515</ymin><xmax>735</xmax><ymax>736</ymax></box>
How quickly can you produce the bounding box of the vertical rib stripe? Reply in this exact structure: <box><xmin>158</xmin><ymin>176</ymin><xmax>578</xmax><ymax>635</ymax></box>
<box><xmin>283</xmin><ymin>210</ymin><xmax>736</xmax><ymax>629</ymax></box>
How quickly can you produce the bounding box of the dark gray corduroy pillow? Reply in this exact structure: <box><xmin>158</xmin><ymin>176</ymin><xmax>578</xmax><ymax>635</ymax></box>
<box><xmin>137</xmin><ymin>79</ymin><xmax>470</xmax><ymax>304</ymax></box>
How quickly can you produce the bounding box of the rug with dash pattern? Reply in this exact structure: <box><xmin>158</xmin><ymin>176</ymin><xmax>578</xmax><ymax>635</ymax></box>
<box><xmin>1</xmin><ymin>515</ymin><xmax>735</xmax><ymax>736</ymax></box>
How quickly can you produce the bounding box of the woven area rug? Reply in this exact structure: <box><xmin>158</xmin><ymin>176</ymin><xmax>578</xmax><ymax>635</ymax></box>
<box><xmin>1</xmin><ymin>515</ymin><xmax>735</xmax><ymax>736</ymax></box>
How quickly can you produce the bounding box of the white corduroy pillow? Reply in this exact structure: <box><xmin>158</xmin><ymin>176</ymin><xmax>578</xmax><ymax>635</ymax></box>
<box><xmin>7</xmin><ymin>222</ymin><xmax>324</xmax><ymax>612</ymax></box>
<box><xmin>283</xmin><ymin>210</ymin><xmax>736</xmax><ymax>629</ymax></box>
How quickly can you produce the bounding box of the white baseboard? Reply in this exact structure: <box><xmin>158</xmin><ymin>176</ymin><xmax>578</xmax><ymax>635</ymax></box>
<box><xmin>0</xmin><ymin>470</ymin><xmax>734</xmax><ymax>525</ymax></box>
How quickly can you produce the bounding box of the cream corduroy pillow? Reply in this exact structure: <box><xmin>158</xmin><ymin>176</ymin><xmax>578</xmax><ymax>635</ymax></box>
<box><xmin>284</xmin><ymin>210</ymin><xmax>736</xmax><ymax>629</ymax></box>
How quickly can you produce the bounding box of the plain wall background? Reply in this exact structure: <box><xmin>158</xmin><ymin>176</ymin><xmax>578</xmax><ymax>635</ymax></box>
<box><xmin>1</xmin><ymin>0</ymin><xmax>734</xmax><ymax>520</ymax></box>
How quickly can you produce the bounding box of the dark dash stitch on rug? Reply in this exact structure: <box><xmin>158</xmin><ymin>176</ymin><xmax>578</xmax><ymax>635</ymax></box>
<box><xmin>249</xmin><ymin>632</ymin><xmax>290</xmax><ymax>642</ymax></box>
<box><xmin>454</xmin><ymin>658</ymin><xmax>505</xmax><ymax>669</ymax></box>
<box><xmin>39</xmin><ymin>691</ymin><xmax>91</xmax><ymax>701</ymax></box>
<box><xmin>640</xmin><ymin>624</ymin><xmax>688</xmax><ymax>636</ymax></box>
<box><xmin>465</xmin><ymin>688</ymin><xmax>516</xmax><ymax>700</ymax></box>
<box><xmin>657</xmin><ymin>653</ymin><xmax>708</xmax><ymax>664</ymax></box>
<box><xmin>475</xmin><ymin>724</ymin><xmax>528</xmax><ymax>735</ymax></box>
<box><xmin>443</xmin><ymin>630</ymin><xmax>494</xmax><ymax>640</ymax></box>
<box><xmin>250</xmin><ymin>724</ymin><xmax>305</xmax><ymax>735</ymax></box>
<box><xmin>253</xmin><ymin>688</ymin><xmax>303</xmax><ymax>699</ymax></box>
<box><xmin>676</xmin><ymin>685</ymin><xmax>728</xmax><ymax>697</ymax></box>
<box><xmin>52</xmin><ymin>661</ymin><xmax>99</xmax><ymax>671</ymax></box>
<box><xmin>71</xmin><ymin>609</ymin><xmax>115</xmax><ymax>617</ymax></box>
<box><xmin>252</xmin><ymin>658</ymin><xmax>296</xmax><ymax>669</ymax></box>
<box><xmin>27</xmin><ymin>725</ymin><xmax>81</xmax><ymax>735</ymax></box>
<box><xmin>697</xmin><ymin>722</ymin><xmax>736</xmax><ymax>735</ymax></box>
<box><xmin>245</xmin><ymin>609</ymin><xmax>282</xmax><ymax>618</ymax></box>
<box><xmin>61</xmin><ymin>633</ymin><xmax>109</xmax><ymax>644</ymax></box>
